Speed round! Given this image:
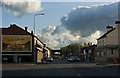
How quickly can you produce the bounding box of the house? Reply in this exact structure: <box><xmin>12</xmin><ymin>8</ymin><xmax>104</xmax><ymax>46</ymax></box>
<box><xmin>80</xmin><ymin>43</ymin><xmax>97</xmax><ymax>62</ymax></box>
<box><xmin>0</xmin><ymin>24</ymin><xmax>46</xmax><ymax>63</ymax></box>
<box><xmin>87</xmin><ymin>44</ymin><xmax>97</xmax><ymax>62</ymax></box>
<box><xmin>95</xmin><ymin>21</ymin><xmax>120</xmax><ymax>62</ymax></box>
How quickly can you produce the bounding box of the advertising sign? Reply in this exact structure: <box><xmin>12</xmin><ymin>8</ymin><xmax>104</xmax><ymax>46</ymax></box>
<box><xmin>2</xmin><ymin>35</ymin><xmax>32</xmax><ymax>52</ymax></box>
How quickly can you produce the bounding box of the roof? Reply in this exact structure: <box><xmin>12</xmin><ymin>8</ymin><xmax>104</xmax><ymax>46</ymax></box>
<box><xmin>97</xmin><ymin>28</ymin><xmax>115</xmax><ymax>40</ymax></box>
<box><xmin>106</xmin><ymin>25</ymin><xmax>113</xmax><ymax>28</ymax></box>
<box><xmin>1</xmin><ymin>24</ymin><xmax>44</xmax><ymax>45</ymax></box>
<box><xmin>115</xmin><ymin>21</ymin><xmax>120</xmax><ymax>24</ymax></box>
<box><xmin>2</xmin><ymin>24</ymin><xmax>32</xmax><ymax>35</ymax></box>
<box><xmin>34</xmin><ymin>35</ymin><xmax>45</xmax><ymax>45</ymax></box>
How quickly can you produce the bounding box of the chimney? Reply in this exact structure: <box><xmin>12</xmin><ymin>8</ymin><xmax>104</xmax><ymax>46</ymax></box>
<box><xmin>44</xmin><ymin>44</ymin><xmax>46</xmax><ymax>47</ymax></box>
<box><xmin>10</xmin><ymin>24</ymin><xmax>17</xmax><ymax>27</ymax></box>
<box><xmin>31</xmin><ymin>30</ymin><xmax>33</xmax><ymax>35</ymax></box>
<box><xmin>88</xmin><ymin>43</ymin><xmax>92</xmax><ymax>46</ymax></box>
<box><xmin>115</xmin><ymin>21</ymin><xmax>120</xmax><ymax>29</ymax></box>
<box><xmin>106</xmin><ymin>25</ymin><xmax>113</xmax><ymax>32</ymax></box>
<box><xmin>25</xmin><ymin>27</ymin><xmax>28</xmax><ymax>31</ymax></box>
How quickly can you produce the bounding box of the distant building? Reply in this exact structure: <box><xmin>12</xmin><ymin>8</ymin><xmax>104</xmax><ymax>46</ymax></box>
<box><xmin>95</xmin><ymin>21</ymin><xmax>120</xmax><ymax>62</ymax></box>
<box><xmin>52</xmin><ymin>50</ymin><xmax>61</xmax><ymax>59</ymax></box>
<box><xmin>80</xmin><ymin>43</ymin><xmax>97</xmax><ymax>61</ymax></box>
<box><xmin>0</xmin><ymin>24</ymin><xmax>48</xmax><ymax>63</ymax></box>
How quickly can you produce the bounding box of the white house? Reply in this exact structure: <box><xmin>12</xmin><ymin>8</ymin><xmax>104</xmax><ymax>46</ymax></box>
<box><xmin>95</xmin><ymin>21</ymin><xmax>120</xmax><ymax>62</ymax></box>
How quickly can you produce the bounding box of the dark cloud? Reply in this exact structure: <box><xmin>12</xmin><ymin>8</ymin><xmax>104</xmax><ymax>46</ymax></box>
<box><xmin>38</xmin><ymin>2</ymin><xmax>119</xmax><ymax>49</ymax></box>
<box><xmin>60</xmin><ymin>2</ymin><xmax>118</xmax><ymax>37</ymax></box>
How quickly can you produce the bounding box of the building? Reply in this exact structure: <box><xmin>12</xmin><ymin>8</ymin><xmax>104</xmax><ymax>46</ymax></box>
<box><xmin>87</xmin><ymin>44</ymin><xmax>97</xmax><ymax>62</ymax></box>
<box><xmin>1</xmin><ymin>24</ymin><xmax>47</xmax><ymax>63</ymax></box>
<box><xmin>95</xmin><ymin>21</ymin><xmax>120</xmax><ymax>62</ymax></box>
<box><xmin>51</xmin><ymin>50</ymin><xmax>62</xmax><ymax>59</ymax></box>
<box><xmin>80</xmin><ymin>43</ymin><xmax>97</xmax><ymax>62</ymax></box>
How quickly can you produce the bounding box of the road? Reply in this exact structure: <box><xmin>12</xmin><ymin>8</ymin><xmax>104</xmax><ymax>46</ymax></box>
<box><xmin>2</xmin><ymin>59</ymin><xmax>120</xmax><ymax>78</ymax></box>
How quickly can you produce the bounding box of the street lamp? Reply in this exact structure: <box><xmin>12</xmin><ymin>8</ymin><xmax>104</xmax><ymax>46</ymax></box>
<box><xmin>34</xmin><ymin>13</ymin><xmax>45</xmax><ymax>35</ymax></box>
<box><xmin>33</xmin><ymin>13</ymin><xmax>45</xmax><ymax>64</ymax></box>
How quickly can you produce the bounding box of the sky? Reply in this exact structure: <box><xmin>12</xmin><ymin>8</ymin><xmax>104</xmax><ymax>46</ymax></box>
<box><xmin>1</xmin><ymin>0</ymin><xmax>119</xmax><ymax>49</ymax></box>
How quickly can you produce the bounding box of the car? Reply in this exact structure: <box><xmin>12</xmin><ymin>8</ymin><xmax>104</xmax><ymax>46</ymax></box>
<box><xmin>67</xmin><ymin>56</ymin><xmax>80</xmax><ymax>62</ymax></box>
<box><xmin>47</xmin><ymin>57</ymin><xmax>53</xmax><ymax>62</ymax></box>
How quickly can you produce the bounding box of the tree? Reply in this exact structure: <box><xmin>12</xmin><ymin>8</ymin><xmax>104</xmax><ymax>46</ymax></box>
<box><xmin>60</xmin><ymin>43</ymin><xmax>82</xmax><ymax>57</ymax></box>
<box><xmin>61</xmin><ymin>46</ymin><xmax>70</xmax><ymax>57</ymax></box>
<box><xmin>68</xmin><ymin>43</ymin><xmax>82</xmax><ymax>56</ymax></box>
<box><xmin>83</xmin><ymin>42</ymin><xmax>89</xmax><ymax>47</ymax></box>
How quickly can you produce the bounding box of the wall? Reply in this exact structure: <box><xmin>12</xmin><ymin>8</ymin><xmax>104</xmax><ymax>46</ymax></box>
<box><xmin>37</xmin><ymin>52</ymin><xmax>43</xmax><ymax>63</ymax></box>
<box><xmin>106</xmin><ymin>49</ymin><xmax>119</xmax><ymax>58</ymax></box>
<box><xmin>105</xmin><ymin>28</ymin><xmax>118</xmax><ymax>45</ymax></box>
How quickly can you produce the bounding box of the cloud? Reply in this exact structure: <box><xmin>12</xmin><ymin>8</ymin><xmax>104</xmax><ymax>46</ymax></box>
<box><xmin>60</xmin><ymin>2</ymin><xmax>118</xmax><ymax>37</ymax></box>
<box><xmin>37</xmin><ymin>26</ymin><xmax>60</xmax><ymax>49</ymax></box>
<box><xmin>37</xmin><ymin>2</ymin><xmax>119</xmax><ymax>49</ymax></box>
<box><xmin>38</xmin><ymin>2</ymin><xmax>119</xmax><ymax>49</ymax></box>
<box><xmin>37</xmin><ymin>26</ymin><xmax>81</xmax><ymax>49</ymax></box>
<box><xmin>1</xmin><ymin>0</ymin><xmax>42</xmax><ymax>16</ymax></box>
<box><xmin>37</xmin><ymin>25</ymin><xmax>102</xmax><ymax>49</ymax></box>
<box><xmin>83</xmin><ymin>30</ymin><xmax>103</xmax><ymax>44</ymax></box>
<box><xmin>62</xmin><ymin>32</ymin><xmax>80</xmax><ymax>42</ymax></box>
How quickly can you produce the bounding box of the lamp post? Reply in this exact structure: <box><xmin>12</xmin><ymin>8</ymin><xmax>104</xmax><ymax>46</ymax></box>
<box><xmin>34</xmin><ymin>13</ymin><xmax>45</xmax><ymax>35</ymax></box>
<box><xmin>34</xmin><ymin>13</ymin><xmax>45</xmax><ymax>64</ymax></box>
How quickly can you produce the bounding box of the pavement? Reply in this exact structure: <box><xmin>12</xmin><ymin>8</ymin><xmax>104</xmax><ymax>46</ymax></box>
<box><xmin>95</xmin><ymin>62</ymin><xmax>120</xmax><ymax>70</ymax></box>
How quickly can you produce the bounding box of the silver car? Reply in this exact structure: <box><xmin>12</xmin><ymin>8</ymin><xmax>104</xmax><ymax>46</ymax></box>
<box><xmin>47</xmin><ymin>57</ymin><xmax>53</xmax><ymax>62</ymax></box>
<box><xmin>68</xmin><ymin>56</ymin><xmax>80</xmax><ymax>62</ymax></box>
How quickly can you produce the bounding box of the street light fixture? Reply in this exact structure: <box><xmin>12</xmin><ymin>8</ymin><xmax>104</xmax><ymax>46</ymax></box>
<box><xmin>34</xmin><ymin>13</ymin><xmax>45</xmax><ymax>35</ymax></box>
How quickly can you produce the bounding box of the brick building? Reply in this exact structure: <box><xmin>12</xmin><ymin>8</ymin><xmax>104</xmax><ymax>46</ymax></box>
<box><xmin>0</xmin><ymin>24</ymin><xmax>47</xmax><ymax>63</ymax></box>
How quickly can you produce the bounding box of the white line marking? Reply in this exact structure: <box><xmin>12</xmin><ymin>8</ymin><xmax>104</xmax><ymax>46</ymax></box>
<box><xmin>77</xmin><ymin>73</ymin><xmax>81</xmax><ymax>76</ymax></box>
<box><xmin>71</xmin><ymin>69</ymin><xmax>76</xmax><ymax>73</ymax></box>
<box><xmin>70</xmin><ymin>69</ymin><xmax>81</xmax><ymax>77</ymax></box>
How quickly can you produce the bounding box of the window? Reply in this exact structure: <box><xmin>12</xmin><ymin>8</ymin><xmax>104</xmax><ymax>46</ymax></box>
<box><xmin>104</xmin><ymin>51</ymin><xmax>106</xmax><ymax>56</ymax></box>
<box><xmin>119</xmin><ymin>50</ymin><xmax>120</xmax><ymax>56</ymax></box>
<box><xmin>96</xmin><ymin>52</ymin><xmax>99</xmax><ymax>56</ymax></box>
<box><xmin>103</xmin><ymin>40</ymin><xmax>104</xmax><ymax>45</ymax></box>
<box><xmin>101</xmin><ymin>52</ymin><xmax>104</xmax><ymax>56</ymax></box>
<box><xmin>98</xmin><ymin>41</ymin><xmax>99</xmax><ymax>45</ymax></box>
<box><xmin>111</xmin><ymin>49</ymin><xmax>114</xmax><ymax>54</ymax></box>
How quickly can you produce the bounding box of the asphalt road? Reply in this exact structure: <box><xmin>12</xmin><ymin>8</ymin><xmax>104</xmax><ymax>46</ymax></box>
<box><xmin>2</xmin><ymin>59</ymin><xmax>120</xmax><ymax>78</ymax></box>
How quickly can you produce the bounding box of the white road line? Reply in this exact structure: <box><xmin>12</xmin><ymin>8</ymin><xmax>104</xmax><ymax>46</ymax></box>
<box><xmin>70</xmin><ymin>69</ymin><xmax>81</xmax><ymax>76</ymax></box>
<box><xmin>77</xmin><ymin>73</ymin><xmax>81</xmax><ymax>76</ymax></box>
<box><xmin>70</xmin><ymin>69</ymin><xmax>76</xmax><ymax>73</ymax></box>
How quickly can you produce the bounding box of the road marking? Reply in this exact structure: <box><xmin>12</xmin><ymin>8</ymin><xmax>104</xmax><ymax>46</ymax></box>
<box><xmin>71</xmin><ymin>69</ymin><xmax>76</xmax><ymax>73</ymax></box>
<box><xmin>77</xmin><ymin>73</ymin><xmax>81</xmax><ymax>76</ymax></box>
<box><xmin>70</xmin><ymin>69</ymin><xmax>81</xmax><ymax>77</ymax></box>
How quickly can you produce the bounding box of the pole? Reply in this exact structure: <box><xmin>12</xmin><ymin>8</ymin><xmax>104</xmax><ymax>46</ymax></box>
<box><xmin>33</xmin><ymin>13</ymin><xmax>45</xmax><ymax>64</ymax></box>
<box><xmin>34</xmin><ymin>15</ymin><xmax>35</xmax><ymax>34</ymax></box>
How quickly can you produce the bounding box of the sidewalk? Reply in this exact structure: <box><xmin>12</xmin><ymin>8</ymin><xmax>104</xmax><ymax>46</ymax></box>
<box><xmin>96</xmin><ymin>62</ymin><xmax>120</xmax><ymax>70</ymax></box>
<box><xmin>96</xmin><ymin>62</ymin><xmax>120</xmax><ymax>66</ymax></box>
<box><xmin>2</xmin><ymin>61</ymin><xmax>50</xmax><ymax>65</ymax></box>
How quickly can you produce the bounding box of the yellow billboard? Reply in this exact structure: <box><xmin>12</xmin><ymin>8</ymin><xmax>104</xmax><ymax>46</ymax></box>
<box><xmin>2</xmin><ymin>36</ymin><xmax>32</xmax><ymax>52</ymax></box>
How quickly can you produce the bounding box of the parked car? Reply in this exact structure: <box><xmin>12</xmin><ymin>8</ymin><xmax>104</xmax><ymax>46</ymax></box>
<box><xmin>67</xmin><ymin>56</ymin><xmax>80</xmax><ymax>62</ymax></box>
<box><xmin>47</xmin><ymin>57</ymin><xmax>53</xmax><ymax>62</ymax></box>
